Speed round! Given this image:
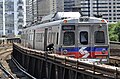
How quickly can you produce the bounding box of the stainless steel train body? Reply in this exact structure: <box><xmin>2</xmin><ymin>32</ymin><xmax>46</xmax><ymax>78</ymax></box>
<box><xmin>21</xmin><ymin>12</ymin><xmax>109</xmax><ymax>63</ymax></box>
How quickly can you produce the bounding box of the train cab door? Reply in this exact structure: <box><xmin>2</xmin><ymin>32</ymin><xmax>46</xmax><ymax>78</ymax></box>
<box><xmin>77</xmin><ymin>25</ymin><xmax>92</xmax><ymax>58</ymax></box>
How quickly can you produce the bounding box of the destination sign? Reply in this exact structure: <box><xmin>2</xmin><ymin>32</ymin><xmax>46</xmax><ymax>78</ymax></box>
<box><xmin>62</xmin><ymin>25</ymin><xmax>75</xmax><ymax>30</ymax></box>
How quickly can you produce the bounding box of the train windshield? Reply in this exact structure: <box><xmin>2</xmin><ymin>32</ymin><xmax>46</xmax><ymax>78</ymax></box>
<box><xmin>80</xmin><ymin>31</ymin><xmax>88</xmax><ymax>45</ymax></box>
<box><xmin>63</xmin><ymin>32</ymin><xmax>75</xmax><ymax>46</ymax></box>
<box><xmin>94</xmin><ymin>31</ymin><xmax>105</xmax><ymax>43</ymax></box>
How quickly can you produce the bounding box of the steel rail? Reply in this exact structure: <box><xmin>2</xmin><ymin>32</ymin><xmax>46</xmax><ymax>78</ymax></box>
<box><xmin>11</xmin><ymin>56</ymin><xmax>37</xmax><ymax>79</ymax></box>
<box><xmin>0</xmin><ymin>62</ymin><xmax>16</xmax><ymax>79</ymax></box>
<box><xmin>110</xmin><ymin>41</ymin><xmax>120</xmax><ymax>44</ymax></box>
<box><xmin>0</xmin><ymin>44</ymin><xmax>36</xmax><ymax>79</ymax></box>
<box><xmin>0</xmin><ymin>47</ymin><xmax>15</xmax><ymax>79</ymax></box>
<box><xmin>0</xmin><ymin>49</ymin><xmax>12</xmax><ymax>56</ymax></box>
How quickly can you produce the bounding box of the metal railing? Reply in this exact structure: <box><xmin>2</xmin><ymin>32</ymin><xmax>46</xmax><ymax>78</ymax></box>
<box><xmin>110</xmin><ymin>41</ymin><xmax>120</xmax><ymax>45</ymax></box>
<box><xmin>13</xmin><ymin>43</ymin><xmax>120</xmax><ymax>79</ymax></box>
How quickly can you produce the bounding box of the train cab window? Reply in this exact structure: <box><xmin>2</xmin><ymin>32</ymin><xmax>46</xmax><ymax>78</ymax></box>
<box><xmin>94</xmin><ymin>31</ymin><xmax>105</xmax><ymax>43</ymax></box>
<box><xmin>80</xmin><ymin>31</ymin><xmax>88</xmax><ymax>45</ymax></box>
<box><xmin>63</xmin><ymin>32</ymin><xmax>75</xmax><ymax>46</ymax></box>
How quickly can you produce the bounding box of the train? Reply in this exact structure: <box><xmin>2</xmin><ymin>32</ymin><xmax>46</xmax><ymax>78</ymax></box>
<box><xmin>21</xmin><ymin>12</ymin><xmax>110</xmax><ymax>63</ymax></box>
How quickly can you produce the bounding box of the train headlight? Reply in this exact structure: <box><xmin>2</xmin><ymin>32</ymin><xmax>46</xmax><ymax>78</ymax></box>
<box><xmin>80</xmin><ymin>18</ymin><xmax>83</xmax><ymax>22</ymax></box>
<box><xmin>63</xmin><ymin>20</ymin><xmax>67</xmax><ymax>23</ymax></box>
<box><xmin>102</xmin><ymin>49</ymin><xmax>106</xmax><ymax>54</ymax></box>
<box><xmin>63</xmin><ymin>50</ymin><xmax>67</xmax><ymax>54</ymax></box>
<box><xmin>85</xmin><ymin>18</ymin><xmax>89</xmax><ymax>21</ymax></box>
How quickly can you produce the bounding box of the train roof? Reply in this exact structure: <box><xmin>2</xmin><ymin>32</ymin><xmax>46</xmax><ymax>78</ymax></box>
<box><xmin>23</xmin><ymin>12</ymin><xmax>108</xmax><ymax>31</ymax></box>
<box><xmin>41</xmin><ymin>12</ymin><xmax>81</xmax><ymax>23</ymax></box>
<box><xmin>23</xmin><ymin>17</ymin><xmax>107</xmax><ymax>31</ymax></box>
<box><xmin>24</xmin><ymin>19</ymin><xmax>63</xmax><ymax>31</ymax></box>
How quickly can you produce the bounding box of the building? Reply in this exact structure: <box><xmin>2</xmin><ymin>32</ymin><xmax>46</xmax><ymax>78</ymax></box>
<box><xmin>14</xmin><ymin>0</ymin><xmax>26</xmax><ymax>36</ymax></box>
<box><xmin>64</xmin><ymin>0</ymin><xmax>75</xmax><ymax>12</ymax></box>
<box><xmin>0</xmin><ymin>0</ymin><xmax>25</xmax><ymax>37</ymax></box>
<box><xmin>75</xmin><ymin>0</ymin><xmax>120</xmax><ymax>22</ymax></box>
<box><xmin>15</xmin><ymin>0</ymin><xmax>26</xmax><ymax>35</ymax></box>
<box><xmin>25</xmin><ymin>0</ymin><xmax>38</xmax><ymax>26</ymax></box>
<box><xmin>25</xmin><ymin>0</ymin><xmax>64</xmax><ymax>26</ymax></box>
<box><xmin>25</xmin><ymin>0</ymin><xmax>120</xmax><ymax>24</ymax></box>
<box><xmin>0</xmin><ymin>0</ymin><xmax>15</xmax><ymax>37</ymax></box>
<box><xmin>0</xmin><ymin>0</ymin><xmax>3</xmax><ymax>36</ymax></box>
<box><xmin>37</xmin><ymin>0</ymin><xmax>64</xmax><ymax>17</ymax></box>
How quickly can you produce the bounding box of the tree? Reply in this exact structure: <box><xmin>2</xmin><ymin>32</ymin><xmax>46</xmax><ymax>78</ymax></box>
<box><xmin>114</xmin><ymin>22</ymin><xmax>120</xmax><ymax>41</ymax></box>
<box><xmin>108</xmin><ymin>22</ymin><xmax>120</xmax><ymax>41</ymax></box>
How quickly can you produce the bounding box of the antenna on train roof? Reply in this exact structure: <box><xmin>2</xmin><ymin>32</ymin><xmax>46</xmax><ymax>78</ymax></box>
<box><xmin>41</xmin><ymin>12</ymin><xmax>81</xmax><ymax>23</ymax></box>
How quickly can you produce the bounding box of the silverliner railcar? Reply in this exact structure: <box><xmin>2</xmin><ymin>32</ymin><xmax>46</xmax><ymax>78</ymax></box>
<box><xmin>21</xmin><ymin>12</ymin><xmax>109</xmax><ymax>63</ymax></box>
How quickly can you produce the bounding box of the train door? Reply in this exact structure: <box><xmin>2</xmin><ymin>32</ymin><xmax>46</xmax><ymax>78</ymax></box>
<box><xmin>77</xmin><ymin>25</ymin><xmax>91</xmax><ymax>58</ymax></box>
<box><xmin>44</xmin><ymin>28</ymin><xmax>48</xmax><ymax>51</ymax></box>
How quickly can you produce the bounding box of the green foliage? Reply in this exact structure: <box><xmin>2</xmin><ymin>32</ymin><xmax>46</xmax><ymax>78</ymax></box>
<box><xmin>108</xmin><ymin>22</ymin><xmax>120</xmax><ymax>41</ymax></box>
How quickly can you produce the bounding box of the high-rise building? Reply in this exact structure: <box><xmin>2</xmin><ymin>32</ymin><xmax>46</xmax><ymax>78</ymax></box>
<box><xmin>75</xmin><ymin>0</ymin><xmax>120</xmax><ymax>22</ymax></box>
<box><xmin>25</xmin><ymin>0</ymin><xmax>120</xmax><ymax>24</ymax></box>
<box><xmin>64</xmin><ymin>0</ymin><xmax>75</xmax><ymax>12</ymax></box>
<box><xmin>25</xmin><ymin>0</ymin><xmax>32</xmax><ymax>26</ymax></box>
<box><xmin>37</xmin><ymin>0</ymin><xmax>64</xmax><ymax>17</ymax></box>
<box><xmin>25</xmin><ymin>0</ymin><xmax>64</xmax><ymax>26</ymax></box>
<box><xmin>75</xmin><ymin>0</ymin><xmax>90</xmax><ymax>16</ymax></box>
<box><xmin>0</xmin><ymin>0</ymin><xmax>3</xmax><ymax>36</ymax></box>
<box><xmin>25</xmin><ymin>0</ymin><xmax>38</xmax><ymax>26</ymax></box>
<box><xmin>14</xmin><ymin>0</ymin><xmax>25</xmax><ymax>36</ymax></box>
<box><xmin>0</xmin><ymin>0</ymin><xmax>15</xmax><ymax>37</ymax></box>
<box><xmin>0</xmin><ymin>0</ymin><xmax>25</xmax><ymax>37</ymax></box>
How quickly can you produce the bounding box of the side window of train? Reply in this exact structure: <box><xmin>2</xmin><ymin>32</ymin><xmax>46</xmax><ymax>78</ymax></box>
<box><xmin>31</xmin><ymin>33</ymin><xmax>33</xmax><ymax>41</ymax></box>
<box><xmin>48</xmin><ymin>32</ymin><xmax>56</xmax><ymax>43</ymax></box>
<box><xmin>36</xmin><ymin>33</ymin><xmax>43</xmax><ymax>42</ymax></box>
<box><xmin>30</xmin><ymin>33</ymin><xmax>33</xmax><ymax>41</ymax></box>
<box><xmin>48</xmin><ymin>32</ymin><xmax>51</xmax><ymax>43</ymax></box>
<box><xmin>40</xmin><ymin>33</ymin><xmax>43</xmax><ymax>42</ymax></box>
<box><xmin>94</xmin><ymin>31</ymin><xmax>105</xmax><ymax>43</ymax></box>
<box><xmin>80</xmin><ymin>31</ymin><xmax>88</xmax><ymax>45</ymax></box>
<box><xmin>36</xmin><ymin>33</ymin><xmax>39</xmax><ymax>42</ymax></box>
<box><xmin>52</xmin><ymin>32</ymin><xmax>55</xmax><ymax>43</ymax></box>
<box><xmin>29</xmin><ymin>34</ymin><xmax>30</xmax><ymax>41</ymax></box>
<box><xmin>29</xmin><ymin>34</ymin><xmax>31</xmax><ymax>41</ymax></box>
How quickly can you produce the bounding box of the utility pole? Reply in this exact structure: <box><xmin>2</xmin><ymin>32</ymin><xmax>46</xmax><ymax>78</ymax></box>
<box><xmin>3</xmin><ymin>0</ymin><xmax>5</xmax><ymax>35</ymax></box>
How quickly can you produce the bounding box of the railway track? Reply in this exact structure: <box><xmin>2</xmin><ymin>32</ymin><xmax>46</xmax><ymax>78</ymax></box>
<box><xmin>0</xmin><ymin>45</ymin><xmax>36</xmax><ymax>79</ymax></box>
<box><xmin>109</xmin><ymin>56</ymin><xmax>120</xmax><ymax>66</ymax></box>
<box><xmin>0</xmin><ymin>48</ymin><xmax>15</xmax><ymax>79</ymax></box>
